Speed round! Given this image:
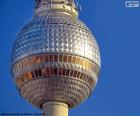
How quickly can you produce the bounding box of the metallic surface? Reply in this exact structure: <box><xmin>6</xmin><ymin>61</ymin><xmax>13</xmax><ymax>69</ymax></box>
<box><xmin>11</xmin><ymin>14</ymin><xmax>100</xmax><ymax>67</ymax></box>
<box><xmin>11</xmin><ymin>0</ymin><xmax>101</xmax><ymax>110</ymax></box>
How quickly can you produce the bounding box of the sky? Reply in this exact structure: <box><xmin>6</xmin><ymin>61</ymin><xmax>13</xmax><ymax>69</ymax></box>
<box><xmin>0</xmin><ymin>0</ymin><xmax>140</xmax><ymax>115</ymax></box>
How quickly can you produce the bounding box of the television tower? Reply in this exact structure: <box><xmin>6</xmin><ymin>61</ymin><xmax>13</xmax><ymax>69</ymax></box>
<box><xmin>11</xmin><ymin>0</ymin><xmax>101</xmax><ymax>116</ymax></box>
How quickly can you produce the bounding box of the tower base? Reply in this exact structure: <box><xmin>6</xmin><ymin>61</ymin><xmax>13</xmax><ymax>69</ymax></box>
<box><xmin>43</xmin><ymin>101</ymin><xmax>68</xmax><ymax>116</ymax></box>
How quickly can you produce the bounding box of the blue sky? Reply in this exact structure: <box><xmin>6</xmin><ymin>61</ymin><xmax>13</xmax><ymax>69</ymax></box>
<box><xmin>1</xmin><ymin>0</ymin><xmax>140</xmax><ymax>115</ymax></box>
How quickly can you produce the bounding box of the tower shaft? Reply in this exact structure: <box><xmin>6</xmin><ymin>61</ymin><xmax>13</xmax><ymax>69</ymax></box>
<box><xmin>34</xmin><ymin>0</ymin><xmax>78</xmax><ymax>17</ymax></box>
<box><xmin>43</xmin><ymin>101</ymin><xmax>68</xmax><ymax>116</ymax></box>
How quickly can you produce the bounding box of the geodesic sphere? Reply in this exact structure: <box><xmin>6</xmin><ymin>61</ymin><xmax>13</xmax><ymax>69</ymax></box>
<box><xmin>11</xmin><ymin>13</ymin><xmax>101</xmax><ymax>108</ymax></box>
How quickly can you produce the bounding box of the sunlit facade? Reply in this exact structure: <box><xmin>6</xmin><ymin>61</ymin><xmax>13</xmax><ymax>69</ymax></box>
<box><xmin>11</xmin><ymin>0</ymin><xmax>101</xmax><ymax>115</ymax></box>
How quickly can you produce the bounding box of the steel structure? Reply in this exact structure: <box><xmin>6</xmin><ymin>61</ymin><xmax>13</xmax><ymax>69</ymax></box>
<box><xmin>11</xmin><ymin>0</ymin><xmax>101</xmax><ymax>115</ymax></box>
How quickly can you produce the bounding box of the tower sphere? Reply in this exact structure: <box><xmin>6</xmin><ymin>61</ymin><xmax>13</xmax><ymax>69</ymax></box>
<box><xmin>11</xmin><ymin>0</ymin><xmax>101</xmax><ymax>110</ymax></box>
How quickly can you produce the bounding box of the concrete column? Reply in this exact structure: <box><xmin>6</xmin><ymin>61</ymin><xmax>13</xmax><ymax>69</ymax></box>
<box><xmin>43</xmin><ymin>101</ymin><xmax>69</xmax><ymax>116</ymax></box>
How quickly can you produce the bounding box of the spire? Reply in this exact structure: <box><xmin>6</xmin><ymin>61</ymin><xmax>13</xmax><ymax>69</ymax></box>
<box><xmin>34</xmin><ymin>0</ymin><xmax>78</xmax><ymax>17</ymax></box>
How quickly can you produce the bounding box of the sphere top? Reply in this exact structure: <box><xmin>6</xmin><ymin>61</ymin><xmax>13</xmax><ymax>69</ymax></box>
<box><xmin>11</xmin><ymin>13</ymin><xmax>101</xmax><ymax>69</ymax></box>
